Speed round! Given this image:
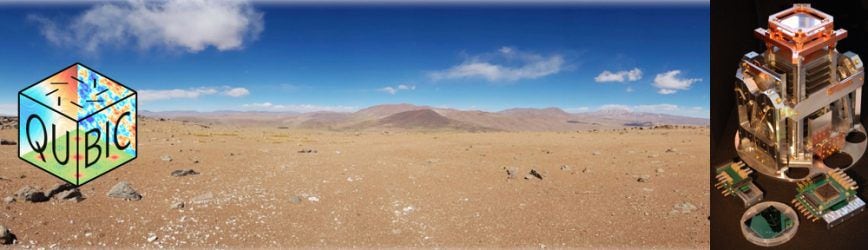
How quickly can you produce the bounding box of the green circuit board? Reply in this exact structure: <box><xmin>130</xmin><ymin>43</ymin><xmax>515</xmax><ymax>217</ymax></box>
<box><xmin>792</xmin><ymin>169</ymin><xmax>858</xmax><ymax>222</ymax></box>
<box><xmin>715</xmin><ymin>161</ymin><xmax>753</xmax><ymax>196</ymax></box>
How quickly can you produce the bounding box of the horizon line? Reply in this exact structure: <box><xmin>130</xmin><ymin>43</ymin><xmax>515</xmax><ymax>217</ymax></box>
<box><xmin>0</xmin><ymin>103</ymin><xmax>711</xmax><ymax>118</ymax></box>
<box><xmin>139</xmin><ymin>105</ymin><xmax>710</xmax><ymax>119</ymax></box>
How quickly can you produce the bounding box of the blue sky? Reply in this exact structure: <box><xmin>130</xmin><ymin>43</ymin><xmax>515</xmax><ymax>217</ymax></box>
<box><xmin>0</xmin><ymin>1</ymin><xmax>709</xmax><ymax>117</ymax></box>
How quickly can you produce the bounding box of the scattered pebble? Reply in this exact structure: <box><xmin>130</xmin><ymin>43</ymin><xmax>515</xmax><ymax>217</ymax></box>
<box><xmin>161</xmin><ymin>155</ymin><xmax>173</xmax><ymax>162</ymax></box>
<box><xmin>107</xmin><ymin>182</ymin><xmax>142</xmax><ymax>201</ymax></box>
<box><xmin>171</xmin><ymin>169</ymin><xmax>200</xmax><ymax>177</ymax></box>
<box><xmin>504</xmin><ymin>167</ymin><xmax>519</xmax><ymax>179</ymax></box>
<box><xmin>672</xmin><ymin>202</ymin><xmax>697</xmax><ymax>214</ymax></box>
<box><xmin>55</xmin><ymin>189</ymin><xmax>84</xmax><ymax>202</ymax></box>
<box><xmin>289</xmin><ymin>196</ymin><xmax>302</xmax><ymax>204</ymax></box>
<box><xmin>637</xmin><ymin>175</ymin><xmax>650</xmax><ymax>183</ymax></box>
<box><xmin>15</xmin><ymin>186</ymin><xmax>48</xmax><ymax>202</ymax></box>
<box><xmin>0</xmin><ymin>225</ymin><xmax>13</xmax><ymax>245</ymax></box>
<box><xmin>146</xmin><ymin>233</ymin><xmax>158</xmax><ymax>243</ymax></box>
<box><xmin>2</xmin><ymin>196</ymin><xmax>14</xmax><ymax>204</ymax></box>
<box><xmin>0</xmin><ymin>139</ymin><xmax>15</xmax><ymax>146</ymax></box>
<box><xmin>665</xmin><ymin>148</ymin><xmax>678</xmax><ymax>153</ymax></box>
<box><xmin>47</xmin><ymin>182</ymin><xmax>75</xmax><ymax>198</ymax></box>
<box><xmin>591</xmin><ymin>151</ymin><xmax>601</xmax><ymax>156</ymax></box>
<box><xmin>525</xmin><ymin>169</ymin><xmax>543</xmax><ymax>180</ymax></box>
<box><xmin>170</xmin><ymin>201</ymin><xmax>185</xmax><ymax>209</ymax></box>
<box><xmin>297</xmin><ymin>149</ymin><xmax>318</xmax><ymax>154</ymax></box>
<box><xmin>560</xmin><ymin>165</ymin><xmax>572</xmax><ymax>172</ymax></box>
<box><xmin>656</xmin><ymin>168</ymin><xmax>665</xmax><ymax>173</ymax></box>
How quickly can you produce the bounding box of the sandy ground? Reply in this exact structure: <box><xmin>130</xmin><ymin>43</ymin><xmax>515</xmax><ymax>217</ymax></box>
<box><xmin>0</xmin><ymin>118</ymin><xmax>709</xmax><ymax>248</ymax></box>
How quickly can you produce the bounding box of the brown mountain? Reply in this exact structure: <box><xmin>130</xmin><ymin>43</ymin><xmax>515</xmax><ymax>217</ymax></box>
<box><xmin>436</xmin><ymin>107</ymin><xmax>598</xmax><ymax>131</ymax></box>
<box><xmin>355</xmin><ymin>103</ymin><xmax>431</xmax><ymax>119</ymax></box>
<box><xmin>380</xmin><ymin>109</ymin><xmax>452</xmax><ymax>127</ymax></box>
<box><xmin>374</xmin><ymin>109</ymin><xmax>492</xmax><ymax>131</ymax></box>
<box><xmin>141</xmin><ymin>104</ymin><xmax>708</xmax><ymax>131</ymax></box>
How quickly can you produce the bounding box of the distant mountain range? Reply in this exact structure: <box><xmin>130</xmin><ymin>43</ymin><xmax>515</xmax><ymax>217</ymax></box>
<box><xmin>140</xmin><ymin>103</ymin><xmax>709</xmax><ymax>131</ymax></box>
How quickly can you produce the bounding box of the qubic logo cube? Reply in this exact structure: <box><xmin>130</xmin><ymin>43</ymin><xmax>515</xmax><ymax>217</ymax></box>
<box><xmin>18</xmin><ymin>63</ymin><xmax>137</xmax><ymax>186</ymax></box>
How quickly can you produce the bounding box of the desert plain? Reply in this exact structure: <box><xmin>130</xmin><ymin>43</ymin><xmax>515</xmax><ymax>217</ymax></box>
<box><xmin>0</xmin><ymin>112</ymin><xmax>709</xmax><ymax>248</ymax></box>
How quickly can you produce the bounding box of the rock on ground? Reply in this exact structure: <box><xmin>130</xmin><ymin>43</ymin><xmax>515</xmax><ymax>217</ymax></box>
<box><xmin>55</xmin><ymin>189</ymin><xmax>84</xmax><ymax>202</ymax></box>
<box><xmin>504</xmin><ymin>167</ymin><xmax>519</xmax><ymax>179</ymax></box>
<box><xmin>0</xmin><ymin>225</ymin><xmax>13</xmax><ymax>244</ymax></box>
<box><xmin>170</xmin><ymin>201</ymin><xmax>185</xmax><ymax>209</ymax></box>
<box><xmin>147</xmin><ymin>233</ymin><xmax>158</xmax><ymax>242</ymax></box>
<box><xmin>15</xmin><ymin>186</ymin><xmax>48</xmax><ymax>203</ymax></box>
<box><xmin>0</xmin><ymin>139</ymin><xmax>15</xmax><ymax>146</ymax></box>
<box><xmin>171</xmin><ymin>169</ymin><xmax>200</xmax><ymax>177</ymax></box>
<box><xmin>47</xmin><ymin>182</ymin><xmax>75</xmax><ymax>198</ymax></box>
<box><xmin>2</xmin><ymin>196</ymin><xmax>14</xmax><ymax>204</ymax></box>
<box><xmin>525</xmin><ymin>169</ymin><xmax>543</xmax><ymax>180</ymax></box>
<box><xmin>290</xmin><ymin>196</ymin><xmax>302</xmax><ymax>204</ymax></box>
<box><xmin>107</xmin><ymin>182</ymin><xmax>142</xmax><ymax>201</ymax></box>
<box><xmin>672</xmin><ymin>202</ymin><xmax>697</xmax><ymax>214</ymax></box>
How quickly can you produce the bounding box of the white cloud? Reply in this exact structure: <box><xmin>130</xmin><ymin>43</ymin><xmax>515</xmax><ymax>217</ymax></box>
<box><xmin>379</xmin><ymin>87</ymin><xmax>397</xmax><ymax>95</ymax></box>
<box><xmin>224</xmin><ymin>87</ymin><xmax>250</xmax><ymax>97</ymax></box>
<box><xmin>242</xmin><ymin>103</ymin><xmax>357</xmax><ymax>113</ymax></box>
<box><xmin>653</xmin><ymin>70</ymin><xmax>701</xmax><ymax>94</ymax></box>
<box><xmin>626</xmin><ymin>86</ymin><xmax>634</xmax><ymax>92</ymax></box>
<box><xmin>430</xmin><ymin>46</ymin><xmax>565</xmax><ymax>82</ymax></box>
<box><xmin>657</xmin><ymin>89</ymin><xmax>677</xmax><ymax>95</ymax></box>
<box><xmin>593</xmin><ymin>103</ymin><xmax>707</xmax><ymax>118</ymax></box>
<box><xmin>594</xmin><ymin>68</ymin><xmax>642</xmax><ymax>83</ymax></box>
<box><xmin>139</xmin><ymin>86</ymin><xmax>249</xmax><ymax>101</ymax></box>
<box><xmin>379</xmin><ymin>84</ymin><xmax>416</xmax><ymax>95</ymax></box>
<box><xmin>0</xmin><ymin>103</ymin><xmax>16</xmax><ymax>115</ymax></box>
<box><xmin>29</xmin><ymin>0</ymin><xmax>264</xmax><ymax>53</ymax></box>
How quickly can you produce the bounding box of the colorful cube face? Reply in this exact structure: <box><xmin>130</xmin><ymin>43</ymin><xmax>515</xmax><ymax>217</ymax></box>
<box><xmin>18</xmin><ymin>63</ymin><xmax>137</xmax><ymax>186</ymax></box>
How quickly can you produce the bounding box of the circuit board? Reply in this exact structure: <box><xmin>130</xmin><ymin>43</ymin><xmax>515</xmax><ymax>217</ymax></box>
<box><xmin>716</xmin><ymin>161</ymin><xmax>763</xmax><ymax>207</ymax></box>
<box><xmin>792</xmin><ymin>168</ymin><xmax>863</xmax><ymax>227</ymax></box>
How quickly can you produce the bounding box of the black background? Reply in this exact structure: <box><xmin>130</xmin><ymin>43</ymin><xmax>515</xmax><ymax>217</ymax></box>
<box><xmin>711</xmin><ymin>1</ymin><xmax>868</xmax><ymax>249</ymax></box>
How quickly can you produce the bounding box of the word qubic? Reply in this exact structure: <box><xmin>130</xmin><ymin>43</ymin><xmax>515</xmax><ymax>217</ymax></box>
<box><xmin>18</xmin><ymin>63</ymin><xmax>137</xmax><ymax>186</ymax></box>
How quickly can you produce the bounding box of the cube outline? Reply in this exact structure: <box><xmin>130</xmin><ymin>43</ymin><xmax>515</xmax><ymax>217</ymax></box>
<box><xmin>18</xmin><ymin>62</ymin><xmax>138</xmax><ymax>187</ymax></box>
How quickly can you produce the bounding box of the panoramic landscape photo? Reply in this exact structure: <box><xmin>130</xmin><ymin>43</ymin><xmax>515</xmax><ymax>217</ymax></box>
<box><xmin>0</xmin><ymin>0</ymin><xmax>709</xmax><ymax>248</ymax></box>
